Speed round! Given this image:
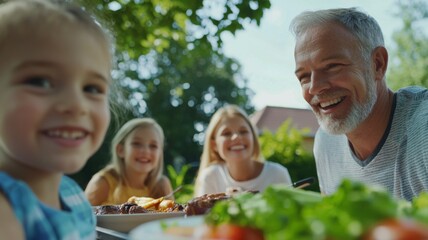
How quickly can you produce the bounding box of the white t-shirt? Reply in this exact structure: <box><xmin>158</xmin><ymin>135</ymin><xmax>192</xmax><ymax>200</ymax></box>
<box><xmin>194</xmin><ymin>161</ymin><xmax>292</xmax><ymax>197</ymax></box>
<box><xmin>314</xmin><ymin>86</ymin><xmax>428</xmax><ymax>201</ymax></box>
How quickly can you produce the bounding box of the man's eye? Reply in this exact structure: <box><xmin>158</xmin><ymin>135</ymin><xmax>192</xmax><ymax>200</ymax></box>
<box><xmin>24</xmin><ymin>76</ymin><xmax>51</xmax><ymax>88</ymax></box>
<box><xmin>297</xmin><ymin>74</ymin><xmax>310</xmax><ymax>84</ymax></box>
<box><xmin>326</xmin><ymin>63</ymin><xmax>343</xmax><ymax>71</ymax></box>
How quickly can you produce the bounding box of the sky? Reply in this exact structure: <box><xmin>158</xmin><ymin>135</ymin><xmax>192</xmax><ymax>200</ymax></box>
<box><xmin>221</xmin><ymin>0</ymin><xmax>401</xmax><ymax>111</ymax></box>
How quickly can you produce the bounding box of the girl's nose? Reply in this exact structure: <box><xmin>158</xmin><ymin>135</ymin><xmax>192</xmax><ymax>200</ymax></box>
<box><xmin>140</xmin><ymin>145</ymin><xmax>148</xmax><ymax>152</ymax></box>
<box><xmin>230</xmin><ymin>132</ymin><xmax>241</xmax><ymax>140</ymax></box>
<box><xmin>54</xmin><ymin>87</ymin><xmax>88</xmax><ymax>116</ymax></box>
<box><xmin>138</xmin><ymin>144</ymin><xmax>150</xmax><ymax>152</ymax></box>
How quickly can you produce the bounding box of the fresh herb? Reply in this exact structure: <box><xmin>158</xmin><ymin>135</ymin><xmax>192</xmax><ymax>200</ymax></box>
<box><xmin>205</xmin><ymin>179</ymin><xmax>428</xmax><ymax>240</ymax></box>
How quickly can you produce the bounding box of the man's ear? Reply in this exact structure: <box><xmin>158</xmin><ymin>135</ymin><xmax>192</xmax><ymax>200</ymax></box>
<box><xmin>372</xmin><ymin>46</ymin><xmax>388</xmax><ymax>81</ymax></box>
<box><xmin>116</xmin><ymin>144</ymin><xmax>124</xmax><ymax>158</ymax></box>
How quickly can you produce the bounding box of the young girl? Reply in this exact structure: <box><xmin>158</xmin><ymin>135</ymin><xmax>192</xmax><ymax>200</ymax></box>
<box><xmin>0</xmin><ymin>0</ymin><xmax>113</xmax><ymax>239</ymax></box>
<box><xmin>85</xmin><ymin>118</ymin><xmax>173</xmax><ymax>205</ymax></box>
<box><xmin>194</xmin><ymin>105</ymin><xmax>293</xmax><ymax>197</ymax></box>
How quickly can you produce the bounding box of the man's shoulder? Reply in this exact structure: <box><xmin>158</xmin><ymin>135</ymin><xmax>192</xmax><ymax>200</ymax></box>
<box><xmin>396</xmin><ymin>86</ymin><xmax>428</xmax><ymax>102</ymax></box>
<box><xmin>395</xmin><ymin>86</ymin><xmax>428</xmax><ymax>127</ymax></box>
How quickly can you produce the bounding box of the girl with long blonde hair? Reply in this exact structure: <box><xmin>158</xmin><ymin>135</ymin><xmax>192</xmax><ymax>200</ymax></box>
<box><xmin>194</xmin><ymin>105</ymin><xmax>292</xmax><ymax>197</ymax></box>
<box><xmin>85</xmin><ymin>118</ymin><xmax>173</xmax><ymax>205</ymax></box>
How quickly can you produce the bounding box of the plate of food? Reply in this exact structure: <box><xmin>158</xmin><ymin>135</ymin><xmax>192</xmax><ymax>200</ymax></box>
<box><xmin>126</xmin><ymin>192</ymin><xmax>237</xmax><ymax>239</ymax></box>
<box><xmin>97</xmin><ymin>211</ymin><xmax>186</xmax><ymax>233</ymax></box>
<box><xmin>128</xmin><ymin>215</ymin><xmax>205</xmax><ymax>240</ymax></box>
<box><xmin>94</xmin><ymin>196</ymin><xmax>186</xmax><ymax>233</ymax></box>
<box><xmin>93</xmin><ymin>189</ymin><xmax>238</xmax><ymax>234</ymax></box>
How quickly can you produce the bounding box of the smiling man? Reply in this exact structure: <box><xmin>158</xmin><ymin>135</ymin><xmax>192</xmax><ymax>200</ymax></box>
<box><xmin>290</xmin><ymin>7</ymin><xmax>428</xmax><ymax>201</ymax></box>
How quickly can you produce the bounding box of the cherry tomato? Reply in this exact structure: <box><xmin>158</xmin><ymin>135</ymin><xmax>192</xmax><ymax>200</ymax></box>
<box><xmin>362</xmin><ymin>218</ymin><xmax>428</xmax><ymax>240</ymax></box>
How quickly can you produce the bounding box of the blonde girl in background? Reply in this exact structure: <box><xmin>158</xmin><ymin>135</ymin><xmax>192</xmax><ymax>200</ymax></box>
<box><xmin>85</xmin><ymin>118</ymin><xmax>173</xmax><ymax>205</ymax></box>
<box><xmin>194</xmin><ymin>105</ymin><xmax>292</xmax><ymax>197</ymax></box>
<box><xmin>0</xmin><ymin>0</ymin><xmax>114</xmax><ymax>238</ymax></box>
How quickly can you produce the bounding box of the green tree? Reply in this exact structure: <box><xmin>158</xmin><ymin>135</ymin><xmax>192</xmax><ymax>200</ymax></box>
<box><xmin>131</xmin><ymin>41</ymin><xmax>256</xmax><ymax>164</ymax></box>
<box><xmin>80</xmin><ymin>0</ymin><xmax>271</xmax><ymax>56</ymax></box>
<box><xmin>71</xmin><ymin>0</ymin><xmax>272</xmax><ymax>188</ymax></box>
<box><xmin>259</xmin><ymin>119</ymin><xmax>319</xmax><ymax>192</ymax></box>
<box><xmin>388</xmin><ymin>0</ymin><xmax>428</xmax><ymax>90</ymax></box>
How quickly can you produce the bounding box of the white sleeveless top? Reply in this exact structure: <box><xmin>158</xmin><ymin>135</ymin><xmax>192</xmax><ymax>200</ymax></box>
<box><xmin>194</xmin><ymin>161</ymin><xmax>292</xmax><ymax>197</ymax></box>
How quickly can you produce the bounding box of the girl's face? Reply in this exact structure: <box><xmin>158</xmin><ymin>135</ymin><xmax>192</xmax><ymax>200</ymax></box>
<box><xmin>0</xmin><ymin>22</ymin><xmax>111</xmax><ymax>174</ymax></box>
<box><xmin>212</xmin><ymin>115</ymin><xmax>255</xmax><ymax>164</ymax></box>
<box><xmin>118</xmin><ymin>126</ymin><xmax>162</xmax><ymax>175</ymax></box>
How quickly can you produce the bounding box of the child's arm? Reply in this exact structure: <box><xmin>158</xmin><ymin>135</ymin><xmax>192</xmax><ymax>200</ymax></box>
<box><xmin>152</xmin><ymin>176</ymin><xmax>174</xmax><ymax>200</ymax></box>
<box><xmin>0</xmin><ymin>193</ymin><xmax>24</xmax><ymax>239</ymax></box>
<box><xmin>84</xmin><ymin>176</ymin><xmax>110</xmax><ymax>206</ymax></box>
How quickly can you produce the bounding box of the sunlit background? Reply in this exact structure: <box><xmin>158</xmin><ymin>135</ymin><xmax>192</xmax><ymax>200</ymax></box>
<box><xmin>221</xmin><ymin>0</ymin><xmax>401</xmax><ymax>110</ymax></box>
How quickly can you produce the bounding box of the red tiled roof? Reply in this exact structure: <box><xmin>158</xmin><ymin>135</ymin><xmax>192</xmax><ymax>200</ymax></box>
<box><xmin>250</xmin><ymin>106</ymin><xmax>319</xmax><ymax>136</ymax></box>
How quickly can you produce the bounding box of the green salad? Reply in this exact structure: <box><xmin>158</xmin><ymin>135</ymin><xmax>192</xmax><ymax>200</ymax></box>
<box><xmin>205</xmin><ymin>179</ymin><xmax>428</xmax><ymax>240</ymax></box>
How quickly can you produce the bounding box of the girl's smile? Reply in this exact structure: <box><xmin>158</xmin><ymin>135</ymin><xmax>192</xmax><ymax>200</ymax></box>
<box><xmin>0</xmin><ymin>20</ymin><xmax>111</xmax><ymax>175</ymax></box>
<box><xmin>42</xmin><ymin>126</ymin><xmax>89</xmax><ymax>148</ymax></box>
<box><xmin>213</xmin><ymin>115</ymin><xmax>254</xmax><ymax>163</ymax></box>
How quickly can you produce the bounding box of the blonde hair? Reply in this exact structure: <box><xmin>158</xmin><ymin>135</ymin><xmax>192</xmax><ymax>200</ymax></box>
<box><xmin>0</xmin><ymin>0</ymin><xmax>126</xmax><ymax>126</ymax></box>
<box><xmin>196</xmin><ymin>105</ymin><xmax>263</xmax><ymax>182</ymax></box>
<box><xmin>109</xmin><ymin>118</ymin><xmax>165</xmax><ymax>193</ymax></box>
<box><xmin>0</xmin><ymin>0</ymin><xmax>112</xmax><ymax>51</ymax></box>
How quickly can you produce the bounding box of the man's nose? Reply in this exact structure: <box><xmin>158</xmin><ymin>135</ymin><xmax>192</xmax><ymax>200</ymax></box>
<box><xmin>308</xmin><ymin>72</ymin><xmax>330</xmax><ymax>95</ymax></box>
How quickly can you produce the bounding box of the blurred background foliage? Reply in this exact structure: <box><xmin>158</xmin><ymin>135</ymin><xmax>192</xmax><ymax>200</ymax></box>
<box><xmin>68</xmin><ymin>0</ymin><xmax>428</xmax><ymax>200</ymax></box>
<box><xmin>388</xmin><ymin>0</ymin><xmax>428</xmax><ymax>90</ymax></box>
<box><xmin>71</xmin><ymin>0</ymin><xmax>273</xmax><ymax>194</ymax></box>
<box><xmin>259</xmin><ymin>119</ymin><xmax>319</xmax><ymax>192</ymax></box>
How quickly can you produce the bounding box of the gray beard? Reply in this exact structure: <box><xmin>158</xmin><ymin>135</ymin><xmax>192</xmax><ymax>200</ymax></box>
<box><xmin>316</xmin><ymin>76</ymin><xmax>378</xmax><ymax>135</ymax></box>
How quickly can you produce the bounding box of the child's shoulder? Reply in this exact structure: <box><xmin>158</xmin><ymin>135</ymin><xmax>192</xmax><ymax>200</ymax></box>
<box><xmin>201</xmin><ymin>163</ymin><xmax>225</xmax><ymax>177</ymax></box>
<box><xmin>263</xmin><ymin>161</ymin><xmax>288</xmax><ymax>172</ymax></box>
<box><xmin>0</xmin><ymin>192</ymin><xmax>24</xmax><ymax>239</ymax></box>
<box><xmin>87</xmin><ymin>165</ymin><xmax>119</xmax><ymax>190</ymax></box>
<box><xmin>0</xmin><ymin>173</ymin><xmax>37</xmax><ymax>238</ymax></box>
<box><xmin>158</xmin><ymin>175</ymin><xmax>172</xmax><ymax>184</ymax></box>
<box><xmin>94</xmin><ymin>165</ymin><xmax>119</xmax><ymax>179</ymax></box>
<box><xmin>0</xmin><ymin>172</ymin><xmax>35</xmax><ymax>201</ymax></box>
<box><xmin>207</xmin><ymin>162</ymin><xmax>225</xmax><ymax>169</ymax></box>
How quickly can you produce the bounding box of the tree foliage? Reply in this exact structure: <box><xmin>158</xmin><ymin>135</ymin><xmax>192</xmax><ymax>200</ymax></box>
<box><xmin>71</xmin><ymin>0</ymin><xmax>272</xmax><ymax>188</ymax></box>
<box><xmin>259</xmin><ymin>119</ymin><xmax>319</xmax><ymax>192</ymax></box>
<box><xmin>388</xmin><ymin>0</ymin><xmax>428</xmax><ymax>90</ymax></box>
<box><xmin>80</xmin><ymin>0</ymin><xmax>271</xmax><ymax>56</ymax></box>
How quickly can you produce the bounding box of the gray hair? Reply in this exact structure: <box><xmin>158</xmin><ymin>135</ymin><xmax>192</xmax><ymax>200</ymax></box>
<box><xmin>290</xmin><ymin>7</ymin><xmax>384</xmax><ymax>61</ymax></box>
